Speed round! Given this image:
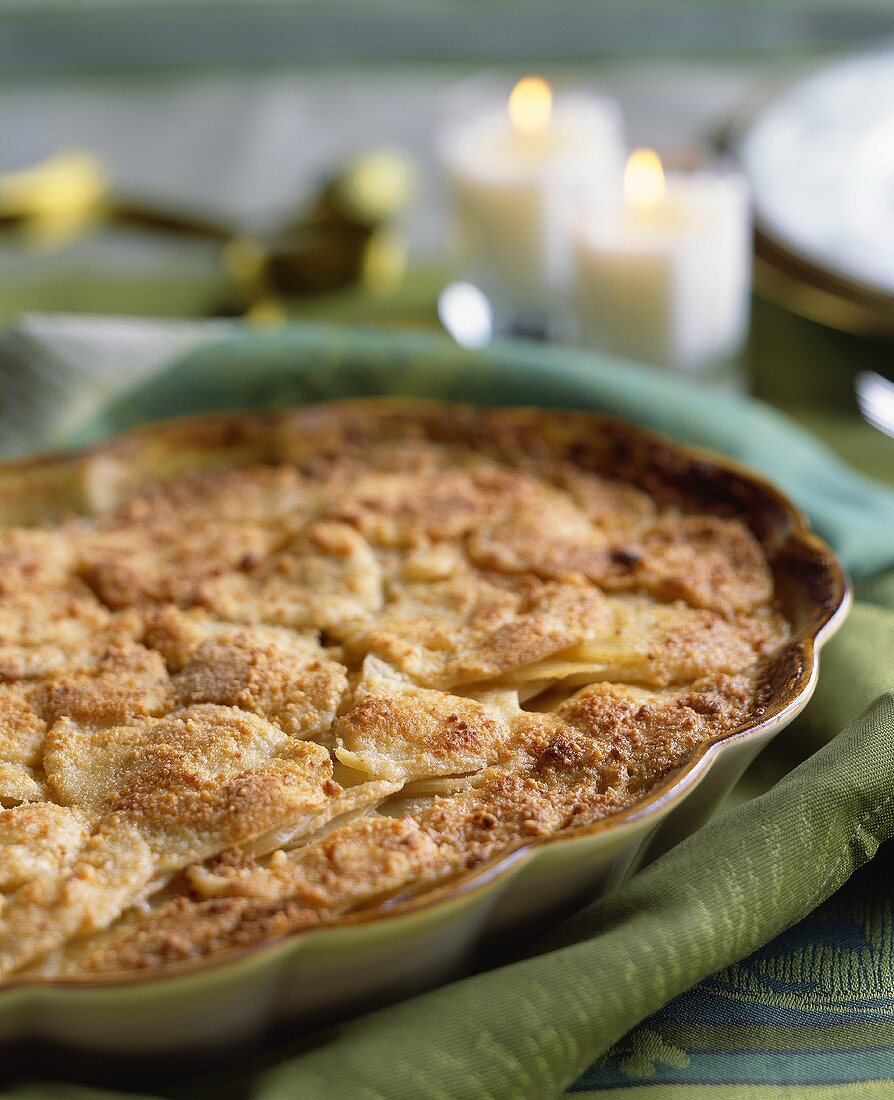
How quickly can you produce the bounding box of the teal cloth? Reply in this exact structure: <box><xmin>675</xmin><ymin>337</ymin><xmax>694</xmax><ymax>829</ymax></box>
<box><xmin>6</xmin><ymin>321</ymin><xmax>894</xmax><ymax>1098</ymax></box>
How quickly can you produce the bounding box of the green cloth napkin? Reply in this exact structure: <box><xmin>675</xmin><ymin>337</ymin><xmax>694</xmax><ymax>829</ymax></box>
<box><xmin>5</xmin><ymin>321</ymin><xmax>894</xmax><ymax>1098</ymax></box>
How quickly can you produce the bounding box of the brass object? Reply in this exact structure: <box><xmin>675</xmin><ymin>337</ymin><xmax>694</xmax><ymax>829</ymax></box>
<box><xmin>0</xmin><ymin>148</ymin><xmax>415</xmax><ymax>316</ymax></box>
<box><xmin>264</xmin><ymin>150</ymin><xmax>414</xmax><ymax>298</ymax></box>
<box><xmin>0</xmin><ymin>152</ymin><xmax>107</xmax><ymax>246</ymax></box>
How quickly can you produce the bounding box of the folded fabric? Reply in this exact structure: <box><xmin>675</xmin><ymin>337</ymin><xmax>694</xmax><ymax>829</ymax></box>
<box><xmin>255</xmin><ymin>694</ymin><xmax>894</xmax><ymax>1100</ymax></box>
<box><xmin>7</xmin><ymin>635</ymin><xmax>893</xmax><ymax>1100</ymax></box>
<box><xmin>2</xmin><ymin>320</ymin><xmax>894</xmax><ymax>1099</ymax></box>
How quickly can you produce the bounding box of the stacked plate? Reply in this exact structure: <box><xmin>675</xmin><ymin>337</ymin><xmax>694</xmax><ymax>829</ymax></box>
<box><xmin>730</xmin><ymin>45</ymin><xmax>894</xmax><ymax>339</ymax></box>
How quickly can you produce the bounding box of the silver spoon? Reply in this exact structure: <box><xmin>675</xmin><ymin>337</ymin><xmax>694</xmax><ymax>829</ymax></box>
<box><xmin>855</xmin><ymin>371</ymin><xmax>894</xmax><ymax>440</ymax></box>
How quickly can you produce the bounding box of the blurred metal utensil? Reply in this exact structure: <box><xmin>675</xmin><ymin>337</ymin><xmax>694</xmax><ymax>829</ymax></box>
<box><xmin>437</xmin><ymin>282</ymin><xmax>494</xmax><ymax>348</ymax></box>
<box><xmin>0</xmin><ymin>148</ymin><xmax>415</xmax><ymax>319</ymax></box>
<box><xmin>855</xmin><ymin>370</ymin><xmax>894</xmax><ymax>440</ymax></box>
<box><xmin>0</xmin><ymin>151</ymin><xmax>107</xmax><ymax>247</ymax></box>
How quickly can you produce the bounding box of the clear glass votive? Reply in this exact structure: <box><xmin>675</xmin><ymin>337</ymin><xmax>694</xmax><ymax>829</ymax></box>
<box><xmin>437</xmin><ymin>72</ymin><xmax>625</xmax><ymax>339</ymax></box>
<box><xmin>571</xmin><ymin>148</ymin><xmax>752</xmax><ymax>377</ymax></box>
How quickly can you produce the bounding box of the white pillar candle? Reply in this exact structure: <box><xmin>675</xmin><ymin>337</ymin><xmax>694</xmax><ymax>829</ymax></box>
<box><xmin>572</xmin><ymin>148</ymin><xmax>752</xmax><ymax>372</ymax></box>
<box><xmin>438</xmin><ymin>77</ymin><xmax>624</xmax><ymax>323</ymax></box>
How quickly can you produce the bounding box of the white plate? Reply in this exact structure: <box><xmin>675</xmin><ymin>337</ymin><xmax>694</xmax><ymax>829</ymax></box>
<box><xmin>736</xmin><ymin>46</ymin><xmax>894</xmax><ymax>298</ymax></box>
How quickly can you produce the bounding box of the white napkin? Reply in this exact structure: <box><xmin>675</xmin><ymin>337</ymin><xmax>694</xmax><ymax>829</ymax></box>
<box><xmin>0</xmin><ymin>313</ymin><xmax>234</xmax><ymax>457</ymax></box>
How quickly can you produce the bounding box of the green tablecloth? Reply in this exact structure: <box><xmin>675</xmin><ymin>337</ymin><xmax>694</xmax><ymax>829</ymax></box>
<box><xmin>1</xmin><ymin>318</ymin><xmax>892</xmax><ymax>1098</ymax></box>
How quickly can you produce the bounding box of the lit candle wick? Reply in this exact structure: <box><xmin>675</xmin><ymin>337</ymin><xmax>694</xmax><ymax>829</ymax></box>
<box><xmin>624</xmin><ymin>148</ymin><xmax>666</xmax><ymax>216</ymax></box>
<box><xmin>508</xmin><ymin>76</ymin><xmax>553</xmax><ymax>137</ymax></box>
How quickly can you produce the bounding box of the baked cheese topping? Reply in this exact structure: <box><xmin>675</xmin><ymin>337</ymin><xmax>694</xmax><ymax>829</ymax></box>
<box><xmin>0</xmin><ymin>406</ymin><xmax>789</xmax><ymax>978</ymax></box>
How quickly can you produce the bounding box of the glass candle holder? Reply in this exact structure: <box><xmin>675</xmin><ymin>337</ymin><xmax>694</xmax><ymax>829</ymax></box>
<box><xmin>437</xmin><ymin>72</ymin><xmax>625</xmax><ymax>339</ymax></box>
<box><xmin>572</xmin><ymin>148</ymin><xmax>752</xmax><ymax>375</ymax></box>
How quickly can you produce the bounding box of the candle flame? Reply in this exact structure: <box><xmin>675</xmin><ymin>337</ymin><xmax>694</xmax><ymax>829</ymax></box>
<box><xmin>624</xmin><ymin>148</ymin><xmax>666</xmax><ymax>212</ymax></box>
<box><xmin>508</xmin><ymin>76</ymin><xmax>553</xmax><ymax>136</ymax></box>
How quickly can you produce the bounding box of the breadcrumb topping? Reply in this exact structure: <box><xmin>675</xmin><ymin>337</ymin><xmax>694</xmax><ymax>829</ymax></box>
<box><xmin>0</xmin><ymin>405</ymin><xmax>789</xmax><ymax>979</ymax></box>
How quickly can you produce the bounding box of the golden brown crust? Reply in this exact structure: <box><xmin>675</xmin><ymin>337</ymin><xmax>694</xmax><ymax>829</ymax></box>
<box><xmin>80</xmin><ymin>522</ymin><xmax>277</xmax><ymax>610</ymax></box>
<box><xmin>334</xmin><ymin>658</ymin><xmax>516</xmax><ymax>782</ymax></box>
<box><xmin>38</xmin><ymin>642</ymin><xmax>172</xmax><ymax>726</ymax></box>
<box><xmin>344</xmin><ymin>569</ymin><xmax>611</xmax><ymax>688</ymax></box>
<box><xmin>0</xmin><ymin>401</ymin><xmax>799</xmax><ymax>980</ymax></box>
<box><xmin>197</xmin><ymin>521</ymin><xmax>383</xmax><ymax>633</ymax></box>
<box><xmin>0</xmin><ymin>686</ymin><xmax>48</xmax><ymax>805</ymax></box>
<box><xmin>171</xmin><ymin>627</ymin><xmax>348</xmax><ymax>740</ymax></box>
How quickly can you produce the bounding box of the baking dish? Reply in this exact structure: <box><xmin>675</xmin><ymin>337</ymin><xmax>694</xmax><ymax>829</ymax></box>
<box><xmin>0</xmin><ymin>399</ymin><xmax>849</xmax><ymax>1068</ymax></box>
